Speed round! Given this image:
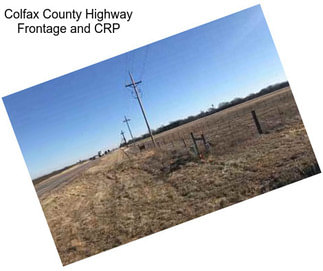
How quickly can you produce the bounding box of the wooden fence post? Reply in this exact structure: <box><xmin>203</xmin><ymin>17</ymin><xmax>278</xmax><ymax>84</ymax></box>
<box><xmin>251</xmin><ymin>110</ymin><xmax>263</xmax><ymax>134</ymax></box>
<box><xmin>182</xmin><ymin>138</ymin><xmax>187</xmax><ymax>147</ymax></box>
<box><xmin>191</xmin><ymin>132</ymin><xmax>200</xmax><ymax>156</ymax></box>
<box><xmin>276</xmin><ymin>106</ymin><xmax>284</xmax><ymax>124</ymax></box>
<box><xmin>201</xmin><ymin>134</ymin><xmax>209</xmax><ymax>152</ymax></box>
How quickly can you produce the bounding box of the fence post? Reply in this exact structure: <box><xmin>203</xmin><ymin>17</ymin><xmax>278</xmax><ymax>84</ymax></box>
<box><xmin>182</xmin><ymin>138</ymin><xmax>187</xmax><ymax>147</ymax></box>
<box><xmin>191</xmin><ymin>132</ymin><xmax>200</xmax><ymax>156</ymax></box>
<box><xmin>251</xmin><ymin>110</ymin><xmax>263</xmax><ymax>134</ymax></box>
<box><xmin>276</xmin><ymin>106</ymin><xmax>284</xmax><ymax>124</ymax></box>
<box><xmin>201</xmin><ymin>134</ymin><xmax>209</xmax><ymax>152</ymax></box>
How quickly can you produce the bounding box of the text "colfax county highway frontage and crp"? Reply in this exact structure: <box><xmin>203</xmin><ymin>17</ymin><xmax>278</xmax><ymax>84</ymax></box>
<box><xmin>3</xmin><ymin>8</ymin><xmax>134</xmax><ymax>36</ymax></box>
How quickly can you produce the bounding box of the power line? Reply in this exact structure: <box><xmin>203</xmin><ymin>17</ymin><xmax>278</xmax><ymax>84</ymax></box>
<box><xmin>123</xmin><ymin>115</ymin><xmax>135</xmax><ymax>143</ymax></box>
<box><xmin>125</xmin><ymin>72</ymin><xmax>156</xmax><ymax>147</ymax></box>
<box><xmin>120</xmin><ymin>130</ymin><xmax>127</xmax><ymax>145</ymax></box>
<box><xmin>139</xmin><ymin>45</ymin><xmax>149</xmax><ymax>80</ymax></box>
<box><xmin>130</xmin><ymin>50</ymin><xmax>135</xmax><ymax>73</ymax></box>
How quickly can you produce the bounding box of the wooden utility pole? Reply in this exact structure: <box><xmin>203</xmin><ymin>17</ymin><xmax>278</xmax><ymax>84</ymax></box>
<box><xmin>125</xmin><ymin>72</ymin><xmax>156</xmax><ymax>147</ymax></box>
<box><xmin>123</xmin><ymin>115</ymin><xmax>135</xmax><ymax>142</ymax></box>
<box><xmin>121</xmin><ymin>130</ymin><xmax>127</xmax><ymax>145</ymax></box>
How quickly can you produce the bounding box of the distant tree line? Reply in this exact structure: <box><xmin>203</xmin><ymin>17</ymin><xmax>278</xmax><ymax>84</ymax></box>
<box><xmin>120</xmin><ymin>81</ymin><xmax>289</xmax><ymax>147</ymax></box>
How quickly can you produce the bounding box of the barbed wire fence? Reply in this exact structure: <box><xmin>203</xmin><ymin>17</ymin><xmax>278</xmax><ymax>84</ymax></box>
<box><xmin>130</xmin><ymin>90</ymin><xmax>300</xmax><ymax>157</ymax></box>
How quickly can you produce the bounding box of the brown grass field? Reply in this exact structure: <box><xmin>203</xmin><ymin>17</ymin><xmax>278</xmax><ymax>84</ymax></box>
<box><xmin>38</xmin><ymin>87</ymin><xmax>320</xmax><ymax>265</ymax></box>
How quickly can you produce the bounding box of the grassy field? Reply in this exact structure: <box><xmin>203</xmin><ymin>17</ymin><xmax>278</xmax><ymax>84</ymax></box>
<box><xmin>39</xmin><ymin>87</ymin><xmax>319</xmax><ymax>265</ymax></box>
<box><xmin>139</xmin><ymin>87</ymin><xmax>299</xmax><ymax>152</ymax></box>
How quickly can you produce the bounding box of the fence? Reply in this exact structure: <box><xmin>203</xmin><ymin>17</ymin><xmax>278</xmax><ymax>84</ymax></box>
<box><xmin>132</xmin><ymin>89</ymin><xmax>301</xmax><ymax>156</ymax></box>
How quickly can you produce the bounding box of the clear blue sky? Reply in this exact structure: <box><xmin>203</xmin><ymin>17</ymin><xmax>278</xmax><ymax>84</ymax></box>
<box><xmin>3</xmin><ymin>5</ymin><xmax>287</xmax><ymax>179</ymax></box>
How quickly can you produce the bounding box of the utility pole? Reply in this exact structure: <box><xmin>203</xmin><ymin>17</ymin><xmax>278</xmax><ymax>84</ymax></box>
<box><xmin>121</xmin><ymin>130</ymin><xmax>127</xmax><ymax>145</ymax></box>
<box><xmin>123</xmin><ymin>115</ymin><xmax>135</xmax><ymax>143</ymax></box>
<box><xmin>125</xmin><ymin>72</ymin><xmax>156</xmax><ymax>147</ymax></box>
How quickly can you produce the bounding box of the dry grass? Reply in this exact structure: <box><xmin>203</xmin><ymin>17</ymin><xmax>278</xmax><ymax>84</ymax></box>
<box><xmin>38</xmin><ymin>87</ymin><xmax>320</xmax><ymax>265</ymax></box>
<box><xmin>139</xmin><ymin>87</ymin><xmax>300</xmax><ymax>152</ymax></box>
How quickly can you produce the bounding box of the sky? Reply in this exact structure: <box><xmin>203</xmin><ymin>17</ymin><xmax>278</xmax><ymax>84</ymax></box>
<box><xmin>3</xmin><ymin>5</ymin><xmax>287</xmax><ymax>179</ymax></box>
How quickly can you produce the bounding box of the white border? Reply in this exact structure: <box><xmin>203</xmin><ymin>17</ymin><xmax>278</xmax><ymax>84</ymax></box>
<box><xmin>0</xmin><ymin>1</ymin><xmax>322</xmax><ymax>270</ymax></box>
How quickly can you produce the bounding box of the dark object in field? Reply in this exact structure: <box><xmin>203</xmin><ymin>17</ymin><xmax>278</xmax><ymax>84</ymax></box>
<box><xmin>190</xmin><ymin>132</ymin><xmax>210</xmax><ymax>157</ymax></box>
<box><xmin>138</xmin><ymin>144</ymin><xmax>146</xmax><ymax>151</ymax></box>
<box><xmin>251</xmin><ymin>110</ymin><xmax>263</xmax><ymax>134</ymax></box>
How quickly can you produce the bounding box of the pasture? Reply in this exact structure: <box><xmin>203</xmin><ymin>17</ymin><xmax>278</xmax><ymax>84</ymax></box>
<box><xmin>138</xmin><ymin>87</ymin><xmax>299</xmax><ymax>154</ymax></box>
<box><xmin>38</xmin><ymin>87</ymin><xmax>319</xmax><ymax>265</ymax></box>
